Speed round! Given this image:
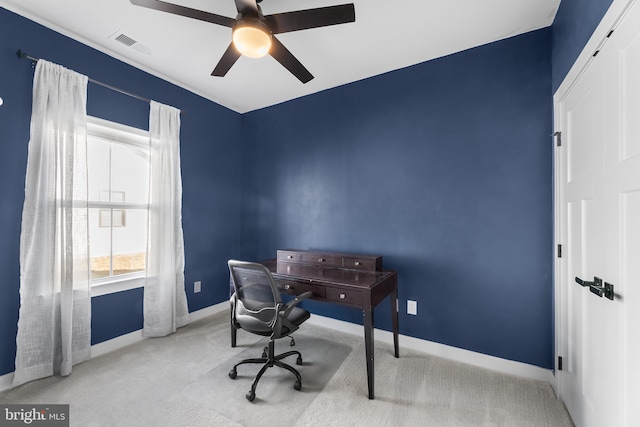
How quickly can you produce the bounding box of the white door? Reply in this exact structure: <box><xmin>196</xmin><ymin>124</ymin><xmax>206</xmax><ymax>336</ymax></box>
<box><xmin>556</xmin><ymin>2</ymin><xmax>640</xmax><ymax>426</ymax></box>
<box><xmin>557</xmin><ymin>46</ymin><xmax>619</xmax><ymax>427</ymax></box>
<box><xmin>611</xmin><ymin>4</ymin><xmax>640</xmax><ymax>424</ymax></box>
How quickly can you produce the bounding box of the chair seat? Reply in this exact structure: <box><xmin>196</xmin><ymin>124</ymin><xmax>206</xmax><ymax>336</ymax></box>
<box><xmin>238</xmin><ymin>306</ymin><xmax>310</xmax><ymax>337</ymax></box>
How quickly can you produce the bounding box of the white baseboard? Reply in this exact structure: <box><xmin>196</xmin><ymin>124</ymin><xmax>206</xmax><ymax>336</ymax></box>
<box><xmin>307</xmin><ymin>314</ymin><xmax>555</xmax><ymax>385</ymax></box>
<box><xmin>189</xmin><ymin>301</ymin><xmax>228</xmax><ymax>321</ymax></box>
<box><xmin>90</xmin><ymin>329</ymin><xmax>144</xmax><ymax>359</ymax></box>
<box><xmin>0</xmin><ymin>302</ymin><xmax>229</xmax><ymax>392</ymax></box>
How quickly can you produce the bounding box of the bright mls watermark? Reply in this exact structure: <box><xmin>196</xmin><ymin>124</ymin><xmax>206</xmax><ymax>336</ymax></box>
<box><xmin>0</xmin><ymin>405</ymin><xmax>69</xmax><ymax>426</ymax></box>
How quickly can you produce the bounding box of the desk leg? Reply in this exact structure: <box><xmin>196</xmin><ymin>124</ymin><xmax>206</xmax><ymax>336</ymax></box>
<box><xmin>391</xmin><ymin>286</ymin><xmax>399</xmax><ymax>358</ymax></box>
<box><xmin>363</xmin><ymin>305</ymin><xmax>375</xmax><ymax>399</ymax></box>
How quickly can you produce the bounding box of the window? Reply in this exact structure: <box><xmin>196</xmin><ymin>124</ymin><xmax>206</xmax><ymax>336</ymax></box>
<box><xmin>87</xmin><ymin>117</ymin><xmax>149</xmax><ymax>295</ymax></box>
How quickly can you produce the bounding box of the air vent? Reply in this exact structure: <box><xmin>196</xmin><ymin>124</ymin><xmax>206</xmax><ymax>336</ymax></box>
<box><xmin>109</xmin><ymin>31</ymin><xmax>151</xmax><ymax>55</ymax></box>
<box><xmin>115</xmin><ymin>33</ymin><xmax>137</xmax><ymax>47</ymax></box>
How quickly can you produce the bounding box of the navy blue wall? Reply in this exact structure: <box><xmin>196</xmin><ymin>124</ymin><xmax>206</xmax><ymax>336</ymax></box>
<box><xmin>242</xmin><ymin>29</ymin><xmax>554</xmax><ymax>368</ymax></box>
<box><xmin>0</xmin><ymin>0</ymin><xmax>621</xmax><ymax>378</ymax></box>
<box><xmin>0</xmin><ymin>7</ymin><xmax>243</xmax><ymax>375</ymax></box>
<box><xmin>551</xmin><ymin>0</ymin><xmax>613</xmax><ymax>92</ymax></box>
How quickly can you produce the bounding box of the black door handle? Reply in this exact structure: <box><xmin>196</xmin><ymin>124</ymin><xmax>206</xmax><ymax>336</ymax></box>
<box><xmin>590</xmin><ymin>282</ymin><xmax>615</xmax><ymax>300</ymax></box>
<box><xmin>575</xmin><ymin>276</ymin><xmax>601</xmax><ymax>287</ymax></box>
<box><xmin>575</xmin><ymin>276</ymin><xmax>614</xmax><ymax>301</ymax></box>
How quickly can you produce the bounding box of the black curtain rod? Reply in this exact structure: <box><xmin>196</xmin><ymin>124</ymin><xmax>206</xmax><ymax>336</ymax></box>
<box><xmin>16</xmin><ymin>49</ymin><xmax>185</xmax><ymax>115</ymax></box>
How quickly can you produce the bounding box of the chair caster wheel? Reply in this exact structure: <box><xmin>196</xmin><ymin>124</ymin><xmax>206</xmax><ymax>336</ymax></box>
<box><xmin>246</xmin><ymin>390</ymin><xmax>256</xmax><ymax>402</ymax></box>
<box><xmin>296</xmin><ymin>356</ymin><xmax>303</xmax><ymax>365</ymax></box>
<box><xmin>262</xmin><ymin>347</ymin><xmax>268</xmax><ymax>358</ymax></box>
<box><xmin>294</xmin><ymin>380</ymin><xmax>302</xmax><ymax>391</ymax></box>
<box><xmin>228</xmin><ymin>368</ymin><xmax>237</xmax><ymax>379</ymax></box>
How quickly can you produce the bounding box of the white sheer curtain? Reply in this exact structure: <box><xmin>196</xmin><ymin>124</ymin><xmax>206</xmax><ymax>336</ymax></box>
<box><xmin>14</xmin><ymin>60</ymin><xmax>90</xmax><ymax>386</ymax></box>
<box><xmin>143</xmin><ymin>101</ymin><xmax>190</xmax><ymax>337</ymax></box>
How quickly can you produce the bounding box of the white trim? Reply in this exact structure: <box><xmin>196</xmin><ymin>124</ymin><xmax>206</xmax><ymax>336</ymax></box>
<box><xmin>90</xmin><ymin>329</ymin><xmax>144</xmax><ymax>359</ymax></box>
<box><xmin>189</xmin><ymin>301</ymin><xmax>229</xmax><ymax>321</ymax></box>
<box><xmin>0</xmin><ymin>302</ymin><xmax>228</xmax><ymax>392</ymax></box>
<box><xmin>307</xmin><ymin>314</ymin><xmax>555</xmax><ymax>384</ymax></box>
<box><xmin>91</xmin><ymin>276</ymin><xmax>144</xmax><ymax>297</ymax></box>
<box><xmin>87</xmin><ymin>116</ymin><xmax>149</xmax><ymax>145</ymax></box>
<box><xmin>553</xmin><ymin>0</ymin><xmax>637</xmax><ymax>400</ymax></box>
<box><xmin>86</xmin><ymin>115</ymin><xmax>150</xmax><ymax>295</ymax></box>
<box><xmin>554</xmin><ymin>0</ymin><xmax>636</xmax><ymax>99</ymax></box>
<box><xmin>553</xmin><ymin>121</ymin><xmax>565</xmax><ymax>399</ymax></box>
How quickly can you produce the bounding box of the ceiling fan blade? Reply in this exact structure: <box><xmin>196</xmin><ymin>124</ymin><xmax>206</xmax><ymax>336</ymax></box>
<box><xmin>269</xmin><ymin>36</ymin><xmax>313</xmax><ymax>83</ymax></box>
<box><xmin>265</xmin><ymin>4</ymin><xmax>355</xmax><ymax>34</ymax></box>
<box><xmin>211</xmin><ymin>43</ymin><xmax>242</xmax><ymax>77</ymax></box>
<box><xmin>130</xmin><ymin>0</ymin><xmax>234</xmax><ymax>27</ymax></box>
<box><xmin>234</xmin><ymin>0</ymin><xmax>260</xmax><ymax>16</ymax></box>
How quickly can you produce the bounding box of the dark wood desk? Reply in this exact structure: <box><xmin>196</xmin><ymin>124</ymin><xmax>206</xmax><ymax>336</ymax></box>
<box><xmin>230</xmin><ymin>250</ymin><xmax>399</xmax><ymax>399</ymax></box>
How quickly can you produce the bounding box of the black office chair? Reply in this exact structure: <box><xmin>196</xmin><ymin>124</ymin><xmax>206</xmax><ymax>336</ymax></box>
<box><xmin>227</xmin><ymin>260</ymin><xmax>312</xmax><ymax>402</ymax></box>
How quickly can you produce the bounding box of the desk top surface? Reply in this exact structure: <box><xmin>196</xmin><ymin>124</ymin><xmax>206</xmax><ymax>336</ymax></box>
<box><xmin>262</xmin><ymin>259</ymin><xmax>396</xmax><ymax>289</ymax></box>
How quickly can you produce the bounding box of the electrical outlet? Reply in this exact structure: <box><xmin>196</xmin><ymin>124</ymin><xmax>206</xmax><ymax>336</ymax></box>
<box><xmin>194</xmin><ymin>281</ymin><xmax>201</xmax><ymax>293</ymax></box>
<box><xmin>407</xmin><ymin>300</ymin><xmax>417</xmax><ymax>315</ymax></box>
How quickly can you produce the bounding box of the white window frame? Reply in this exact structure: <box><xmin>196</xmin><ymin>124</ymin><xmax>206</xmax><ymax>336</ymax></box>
<box><xmin>87</xmin><ymin>116</ymin><xmax>149</xmax><ymax>297</ymax></box>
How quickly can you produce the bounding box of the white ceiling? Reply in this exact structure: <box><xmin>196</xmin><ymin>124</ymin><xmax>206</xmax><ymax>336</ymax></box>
<box><xmin>1</xmin><ymin>0</ymin><xmax>560</xmax><ymax>113</ymax></box>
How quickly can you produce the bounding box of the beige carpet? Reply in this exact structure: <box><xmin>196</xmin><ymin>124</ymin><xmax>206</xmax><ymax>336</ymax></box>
<box><xmin>0</xmin><ymin>312</ymin><xmax>574</xmax><ymax>426</ymax></box>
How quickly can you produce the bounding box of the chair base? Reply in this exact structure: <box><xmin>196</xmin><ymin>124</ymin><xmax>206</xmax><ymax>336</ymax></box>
<box><xmin>228</xmin><ymin>339</ymin><xmax>303</xmax><ymax>402</ymax></box>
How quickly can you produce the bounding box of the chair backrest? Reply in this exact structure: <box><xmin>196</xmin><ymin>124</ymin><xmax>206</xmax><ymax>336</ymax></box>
<box><xmin>228</xmin><ymin>260</ymin><xmax>283</xmax><ymax>335</ymax></box>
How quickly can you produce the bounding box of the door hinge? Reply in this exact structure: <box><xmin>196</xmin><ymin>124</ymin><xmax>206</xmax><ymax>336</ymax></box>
<box><xmin>553</xmin><ymin>131</ymin><xmax>562</xmax><ymax>147</ymax></box>
<box><xmin>557</xmin><ymin>244</ymin><xmax>562</xmax><ymax>258</ymax></box>
<box><xmin>558</xmin><ymin>356</ymin><xmax>563</xmax><ymax>371</ymax></box>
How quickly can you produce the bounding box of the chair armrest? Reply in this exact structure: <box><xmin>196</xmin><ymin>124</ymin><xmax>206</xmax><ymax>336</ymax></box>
<box><xmin>280</xmin><ymin>291</ymin><xmax>313</xmax><ymax>317</ymax></box>
<box><xmin>294</xmin><ymin>291</ymin><xmax>313</xmax><ymax>301</ymax></box>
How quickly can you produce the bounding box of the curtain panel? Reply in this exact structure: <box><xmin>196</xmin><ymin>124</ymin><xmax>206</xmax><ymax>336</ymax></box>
<box><xmin>14</xmin><ymin>60</ymin><xmax>91</xmax><ymax>386</ymax></box>
<box><xmin>143</xmin><ymin>101</ymin><xmax>190</xmax><ymax>337</ymax></box>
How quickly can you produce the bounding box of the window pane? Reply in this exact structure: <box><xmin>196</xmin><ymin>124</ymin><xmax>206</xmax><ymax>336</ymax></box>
<box><xmin>89</xmin><ymin>207</ymin><xmax>111</xmax><ymax>280</ymax></box>
<box><xmin>87</xmin><ymin>137</ymin><xmax>110</xmax><ymax>203</ymax></box>
<box><xmin>90</xmin><ymin>208</ymin><xmax>147</xmax><ymax>279</ymax></box>
<box><xmin>112</xmin><ymin>209</ymin><xmax>147</xmax><ymax>277</ymax></box>
<box><xmin>86</xmin><ymin>118</ymin><xmax>150</xmax><ymax>286</ymax></box>
<box><xmin>111</xmin><ymin>143</ymin><xmax>149</xmax><ymax>204</ymax></box>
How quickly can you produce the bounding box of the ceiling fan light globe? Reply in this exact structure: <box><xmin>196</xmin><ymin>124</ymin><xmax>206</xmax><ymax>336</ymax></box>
<box><xmin>232</xmin><ymin>24</ymin><xmax>272</xmax><ymax>58</ymax></box>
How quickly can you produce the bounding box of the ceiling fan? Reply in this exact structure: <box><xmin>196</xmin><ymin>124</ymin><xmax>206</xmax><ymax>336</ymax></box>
<box><xmin>130</xmin><ymin>0</ymin><xmax>356</xmax><ymax>83</ymax></box>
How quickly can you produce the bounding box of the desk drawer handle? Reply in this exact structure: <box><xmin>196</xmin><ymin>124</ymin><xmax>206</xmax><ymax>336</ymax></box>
<box><xmin>285</xmin><ymin>284</ymin><xmax>291</xmax><ymax>290</ymax></box>
<box><xmin>354</xmin><ymin>261</ymin><xmax>361</xmax><ymax>266</ymax></box>
<box><xmin>287</xmin><ymin>255</ymin><xmax>293</xmax><ymax>259</ymax></box>
<box><xmin>318</xmin><ymin>258</ymin><xmax>325</xmax><ymax>262</ymax></box>
<box><xmin>339</xmin><ymin>293</ymin><xmax>346</xmax><ymax>299</ymax></box>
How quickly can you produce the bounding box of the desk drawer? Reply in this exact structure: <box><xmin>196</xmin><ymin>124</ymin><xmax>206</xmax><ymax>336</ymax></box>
<box><xmin>342</xmin><ymin>257</ymin><xmax>378</xmax><ymax>271</ymax></box>
<box><xmin>278</xmin><ymin>251</ymin><xmax>303</xmax><ymax>262</ymax></box>
<box><xmin>325</xmin><ymin>287</ymin><xmax>362</xmax><ymax>306</ymax></box>
<box><xmin>279</xmin><ymin>280</ymin><xmax>325</xmax><ymax>299</ymax></box>
<box><xmin>300</xmin><ymin>253</ymin><xmax>341</xmax><ymax>266</ymax></box>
